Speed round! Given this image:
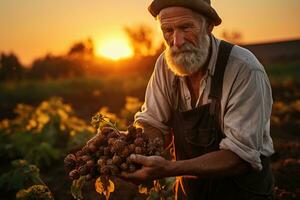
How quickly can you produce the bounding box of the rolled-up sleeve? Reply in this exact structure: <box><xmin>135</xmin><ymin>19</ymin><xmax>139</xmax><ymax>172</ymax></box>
<box><xmin>219</xmin><ymin>67</ymin><xmax>273</xmax><ymax>171</ymax></box>
<box><xmin>134</xmin><ymin>54</ymin><xmax>172</xmax><ymax>134</ymax></box>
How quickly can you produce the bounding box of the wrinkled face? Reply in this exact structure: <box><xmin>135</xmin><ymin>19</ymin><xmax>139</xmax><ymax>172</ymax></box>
<box><xmin>158</xmin><ymin>7</ymin><xmax>211</xmax><ymax>76</ymax></box>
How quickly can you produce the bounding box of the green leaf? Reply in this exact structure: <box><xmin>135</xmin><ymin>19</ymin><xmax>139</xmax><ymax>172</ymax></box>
<box><xmin>0</xmin><ymin>160</ymin><xmax>44</xmax><ymax>191</ymax></box>
<box><xmin>25</xmin><ymin>142</ymin><xmax>61</xmax><ymax>167</ymax></box>
<box><xmin>147</xmin><ymin>191</ymin><xmax>160</xmax><ymax>200</ymax></box>
<box><xmin>71</xmin><ymin>176</ymin><xmax>86</xmax><ymax>200</ymax></box>
<box><xmin>91</xmin><ymin>113</ymin><xmax>120</xmax><ymax>135</ymax></box>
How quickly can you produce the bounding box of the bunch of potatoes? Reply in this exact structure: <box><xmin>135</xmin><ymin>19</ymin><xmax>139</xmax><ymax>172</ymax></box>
<box><xmin>64</xmin><ymin>125</ymin><xmax>164</xmax><ymax>181</ymax></box>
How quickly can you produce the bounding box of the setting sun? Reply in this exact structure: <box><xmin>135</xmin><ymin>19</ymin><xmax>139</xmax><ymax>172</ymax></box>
<box><xmin>96</xmin><ymin>38</ymin><xmax>134</xmax><ymax>60</ymax></box>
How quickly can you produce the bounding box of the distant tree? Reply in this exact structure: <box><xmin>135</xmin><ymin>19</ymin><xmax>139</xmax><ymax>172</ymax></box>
<box><xmin>0</xmin><ymin>53</ymin><xmax>24</xmax><ymax>81</ymax></box>
<box><xmin>68</xmin><ymin>38</ymin><xmax>94</xmax><ymax>58</ymax></box>
<box><xmin>124</xmin><ymin>25</ymin><xmax>155</xmax><ymax>57</ymax></box>
<box><xmin>29</xmin><ymin>54</ymin><xmax>85</xmax><ymax>79</ymax></box>
<box><xmin>27</xmin><ymin>39</ymin><xmax>97</xmax><ymax>79</ymax></box>
<box><xmin>222</xmin><ymin>30</ymin><xmax>243</xmax><ymax>44</ymax></box>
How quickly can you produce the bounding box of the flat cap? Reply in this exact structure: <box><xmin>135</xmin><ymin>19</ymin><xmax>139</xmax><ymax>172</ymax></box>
<box><xmin>148</xmin><ymin>0</ymin><xmax>222</xmax><ymax>26</ymax></box>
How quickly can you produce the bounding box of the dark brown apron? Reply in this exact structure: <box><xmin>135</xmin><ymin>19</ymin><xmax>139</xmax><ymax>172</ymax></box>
<box><xmin>170</xmin><ymin>41</ymin><xmax>274</xmax><ymax>200</ymax></box>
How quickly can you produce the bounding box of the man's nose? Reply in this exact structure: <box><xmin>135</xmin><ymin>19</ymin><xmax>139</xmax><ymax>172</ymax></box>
<box><xmin>173</xmin><ymin>31</ymin><xmax>185</xmax><ymax>48</ymax></box>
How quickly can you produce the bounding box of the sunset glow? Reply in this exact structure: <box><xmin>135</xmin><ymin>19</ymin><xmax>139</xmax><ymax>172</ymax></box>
<box><xmin>0</xmin><ymin>0</ymin><xmax>299</xmax><ymax>64</ymax></box>
<box><xmin>96</xmin><ymin>38</ymin><xmax>134</xmax><ymax>60</ymax></box>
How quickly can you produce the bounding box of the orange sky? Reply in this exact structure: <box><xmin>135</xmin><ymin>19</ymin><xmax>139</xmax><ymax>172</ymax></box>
<box><xmin>0</xmin><ymin>0</ymin><xmax>299</xmax><ymax>65</ymax></box>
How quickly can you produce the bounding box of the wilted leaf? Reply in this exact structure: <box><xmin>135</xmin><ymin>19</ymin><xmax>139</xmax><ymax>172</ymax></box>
<box><xmin>138</xmin><ymin>185</ymin><xmax>149</xmax><ymax>194</ymax></box>
<box><xmin>95</xmin><ymin>177</ymin><xmax>104</xmax><ymax>194</ymax></box>
<box><xmin>16</xmin><ymin>184</ymin><xmax>54</xmax><ymax>200</ymax></box>
<box><xmin>95</xmin><ymin>177</ymin><xmax>115</xmax><ymax>200</ymax></box>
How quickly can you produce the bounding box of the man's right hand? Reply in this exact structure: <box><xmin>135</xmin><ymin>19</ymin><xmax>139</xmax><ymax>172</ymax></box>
<box><xmin>120</xmin><ymin>154</ymin><xmax>172</xmax><ymax>184</ymax></box>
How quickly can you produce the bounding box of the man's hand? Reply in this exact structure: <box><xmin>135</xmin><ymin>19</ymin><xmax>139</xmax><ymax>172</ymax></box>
<box><xmin>120</xmin><ymin>154</ymin><xmax>171</xmax><ymax>184</ymax></box>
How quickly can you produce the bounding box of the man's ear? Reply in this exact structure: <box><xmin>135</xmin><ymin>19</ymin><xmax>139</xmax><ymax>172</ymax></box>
<box><xmin>207</xmin><ymin>23</ymin><xmax>214</xmax><ymax>34</ymax></box>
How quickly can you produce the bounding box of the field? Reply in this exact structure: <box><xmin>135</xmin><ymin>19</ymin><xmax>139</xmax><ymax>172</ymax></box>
<box><xmin>0</xmin><ymin>60</ymin><xmax>299</xmax><ymax>200</ymax></box>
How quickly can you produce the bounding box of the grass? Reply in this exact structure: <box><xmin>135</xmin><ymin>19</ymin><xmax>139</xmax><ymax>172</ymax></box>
<box><xmin>266</xmin><ymin>61</ymin><xmax>300</xmax><ymax>82</ymax></box>
<box><xmin>0</xmin><ymin>60</ymin><xmax>299</xmax><ymax>119</ymax></box>
<box><xmin>0</xmin><ymin>74</ymin><xmax>150</xmax><ymax>120</ymax></box>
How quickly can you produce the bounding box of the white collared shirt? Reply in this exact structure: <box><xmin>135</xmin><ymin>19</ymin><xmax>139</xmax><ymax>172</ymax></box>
<box><xmin>134</xmin><ymin>36</ymin><xmax>274</xmax><ymax>171</ymax></box>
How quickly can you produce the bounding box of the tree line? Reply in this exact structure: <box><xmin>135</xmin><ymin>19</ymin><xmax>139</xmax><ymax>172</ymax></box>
<box><xmin>0</xmin><ymin>25</ymin><xmax>164</xmax><ymax>81</ymax></box>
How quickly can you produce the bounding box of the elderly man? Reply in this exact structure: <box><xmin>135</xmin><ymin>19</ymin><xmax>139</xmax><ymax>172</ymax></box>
<box><xmin>122</xmin><ymin>0</ymin><xmax>275</xmax><ymax>199</ymax></box>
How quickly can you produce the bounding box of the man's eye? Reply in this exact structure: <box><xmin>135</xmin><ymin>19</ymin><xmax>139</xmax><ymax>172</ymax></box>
<box><xmin>180</xmin><ymin>25</ymin><xmax>192</xmax><ymax>32</ymax></box>
<box><xmin>164</xmin><ymin>28</ymin><xmax>173</xmax><ymax>33</ymax></box>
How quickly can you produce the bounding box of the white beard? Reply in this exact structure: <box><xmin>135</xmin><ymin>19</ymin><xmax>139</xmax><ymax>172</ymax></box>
<box><xmin>165</xmin><ymin>34</ymin><xmax>210</xmax><ymax>76</ymax></box>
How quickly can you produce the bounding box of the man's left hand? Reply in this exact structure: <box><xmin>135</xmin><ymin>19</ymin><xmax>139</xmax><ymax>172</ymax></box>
<box><xmin>120</xmin><ymin>154</ymin><xmax>171</xmax><ymax>184</ymax></box>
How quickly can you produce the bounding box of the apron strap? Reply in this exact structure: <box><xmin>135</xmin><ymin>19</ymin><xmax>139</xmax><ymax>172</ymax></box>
<box><xmin>172</xmin><ymin>75</ymin><xmax>180</xmax><ymax>112</ymax></box>
<box><xmin>209</xmin><ymin>40</ymin><xmax>234</xmax><ymax>124</ymax></box>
